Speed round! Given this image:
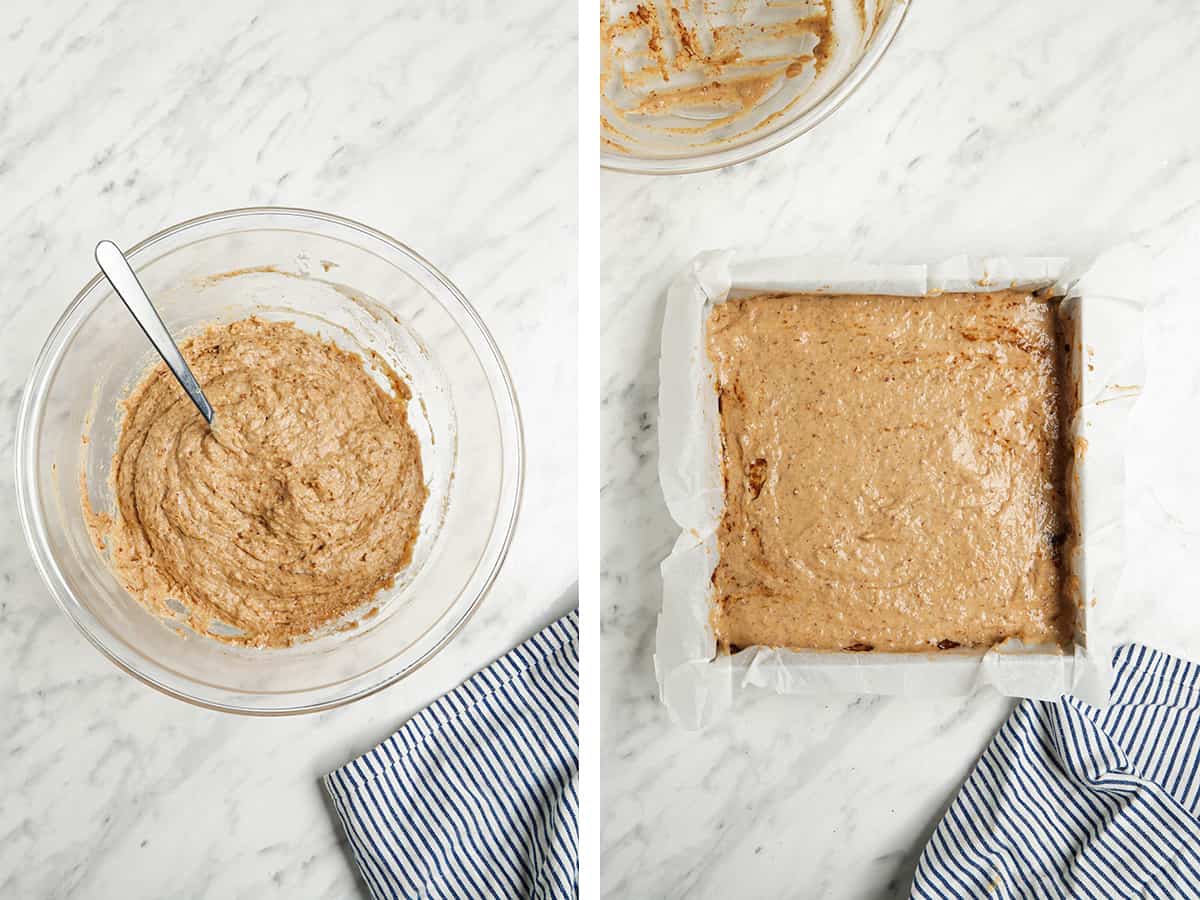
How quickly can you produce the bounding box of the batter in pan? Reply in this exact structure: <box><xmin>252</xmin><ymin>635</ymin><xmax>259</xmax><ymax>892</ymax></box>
<box><xmin>706</xmin><ymin>290</ymin><xmax>1073</xmax><ymax>653</ymax></box>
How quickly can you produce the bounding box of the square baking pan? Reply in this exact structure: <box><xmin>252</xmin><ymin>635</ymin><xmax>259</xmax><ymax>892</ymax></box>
<box><xmin>654</xmin><ymin>251</ymin><xmax>1148</xmax><ymax>728</ymax></box>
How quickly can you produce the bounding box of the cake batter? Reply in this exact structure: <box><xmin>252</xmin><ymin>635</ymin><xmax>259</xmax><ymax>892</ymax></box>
<box><xmin>706</xmin><ymin>290</ymin><xmax>1073</xmax><ymax>653</ymax></box>
<box><xmin>84</xmin><ymin>317</ymin><xmax>427</xmax><ymax>647</ymax></box>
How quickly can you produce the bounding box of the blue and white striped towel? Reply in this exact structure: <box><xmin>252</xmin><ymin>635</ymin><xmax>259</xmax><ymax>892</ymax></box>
<box><xmin>913</xmin><ymin>644</ymin><xmax>1200</xmax><ymax>899</ymax></box>
<box><xmin>325</xmin><ymin>611</ymin><xmax>579</xmax><ymax>900</ymax></box>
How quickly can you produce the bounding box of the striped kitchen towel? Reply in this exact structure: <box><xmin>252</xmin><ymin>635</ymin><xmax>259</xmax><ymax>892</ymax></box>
<box><xmin>912</xmin><ymin>644</ymin><xmax>1200</xmax><ymax>899</ymax></box>
<box><xmin>325</xmin><ymin>611</ymin><xmax>578</xmax><ymax>900</ymax></box>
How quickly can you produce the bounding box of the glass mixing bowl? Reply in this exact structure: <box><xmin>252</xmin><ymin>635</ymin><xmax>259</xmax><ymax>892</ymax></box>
<box><xmin>600</xmin><ymin>0</ymin><xmax>909</xmax><ymax>174</ymax></box>
<box><xmin>15</xmin><ymin>207</ymin><xmax>523</xmax><ymax>714</ymax></box>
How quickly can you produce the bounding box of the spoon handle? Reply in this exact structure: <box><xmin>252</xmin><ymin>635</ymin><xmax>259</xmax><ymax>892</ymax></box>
<box><xmin>95</xmin><ymin>240</ymin><xmax>214</xmax><ymax>425</ymax></box>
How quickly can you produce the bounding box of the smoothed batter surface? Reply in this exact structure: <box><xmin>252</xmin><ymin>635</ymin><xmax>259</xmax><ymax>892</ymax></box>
<box><xmin>707</xmin><ymin>291</ymin><xmax>1072</xmax><ymax>653</ymax></box>
<box><xmin>84</xmin><ymin>317</ymin><xmax>427</xmax><ymax>647</ymax></box>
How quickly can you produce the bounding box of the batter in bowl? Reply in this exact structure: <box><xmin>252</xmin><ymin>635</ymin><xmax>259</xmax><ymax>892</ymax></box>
<box><xmin>83</xmin><ymin>316</ymin><xmax>427</xmax><ymax>647</ymax></box>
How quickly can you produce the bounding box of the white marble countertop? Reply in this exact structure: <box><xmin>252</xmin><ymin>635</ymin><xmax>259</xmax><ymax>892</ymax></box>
<box><xmin>0</xmin><ymin>2</ymin><xmax>575</xmax><ymax>897</ymax></box>
<box><xmin>600</xmin><ymin>1</ymin><xmax>1200</xmax><ymax>897</ymax></box>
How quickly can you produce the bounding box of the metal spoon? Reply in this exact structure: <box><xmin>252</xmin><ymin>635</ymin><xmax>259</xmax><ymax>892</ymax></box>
<box><xmin>94</xmin><ymin>240</ymin><xmax>215</xmax><ymax>425</ymax></box>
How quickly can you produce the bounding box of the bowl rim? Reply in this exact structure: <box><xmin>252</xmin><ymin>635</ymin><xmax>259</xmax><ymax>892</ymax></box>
<box><xmin>600</xmin><ymin>0</ymin><xmax>911</xmax><ymax>175</ymax></box>
<box><xmin>14</xmin><ymin>205</ymin><xmax>525</xmax><ymax>716</ymax></box>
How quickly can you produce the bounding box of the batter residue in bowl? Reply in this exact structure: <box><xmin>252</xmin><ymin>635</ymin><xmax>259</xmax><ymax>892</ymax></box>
<box><xmin>83</xmin><ymin>317</ymin><xmax>427</xmax><ymax>648</ymax></box>
<box><xmin>600</xmin><ymin>0</ymin><xmax>892</xmax><ymax>156</ymax></box>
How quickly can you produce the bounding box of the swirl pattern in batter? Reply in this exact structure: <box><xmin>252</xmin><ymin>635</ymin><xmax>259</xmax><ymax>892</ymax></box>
<box><xmin>84</xmin><ymin>317</ymin><xmax>427</xmax><ymax>647</ymax></box>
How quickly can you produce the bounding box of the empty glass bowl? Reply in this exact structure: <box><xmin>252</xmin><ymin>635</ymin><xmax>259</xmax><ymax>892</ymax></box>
<box><xmin>601</xmin><ymin>0</ymin><xmax>909</xmax><ymax>174</ymax></box>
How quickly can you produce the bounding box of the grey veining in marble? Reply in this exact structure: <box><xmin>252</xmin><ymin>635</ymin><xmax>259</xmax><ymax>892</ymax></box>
<box><xmin>0</xmin><ymin>1</ymin><xmax>576</xmax><ymax>897</ymax></box>
<box><xmin>600</xmin><ymin>1</ymin><xmax>1200</xmax><ymax>897</ymax></box>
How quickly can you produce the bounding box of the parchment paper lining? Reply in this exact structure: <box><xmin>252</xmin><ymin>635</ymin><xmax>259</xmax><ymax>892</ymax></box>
<box><xmin>655</xmin><ymin>249</ymin><xmax>1149</xmax><ymax>729</ymax></box>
